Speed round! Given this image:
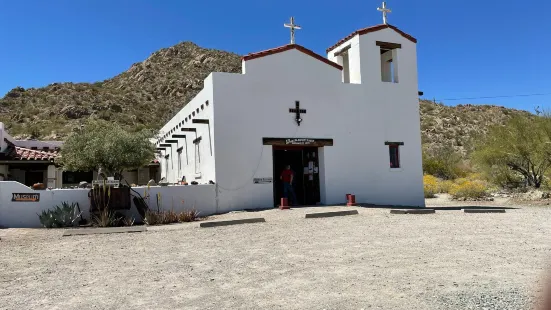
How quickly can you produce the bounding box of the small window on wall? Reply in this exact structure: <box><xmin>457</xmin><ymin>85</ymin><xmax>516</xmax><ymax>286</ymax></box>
<box><xmin>385</xmin><ymin>142</ymin><xmax>403</xmax><ymax>169</ymax></box>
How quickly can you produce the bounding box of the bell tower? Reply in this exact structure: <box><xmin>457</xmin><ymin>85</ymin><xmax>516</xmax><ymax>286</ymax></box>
<box><xmin>326</xmin><ymin>2</ymin><xmax>417</xmax><ymax>90</ymax></box>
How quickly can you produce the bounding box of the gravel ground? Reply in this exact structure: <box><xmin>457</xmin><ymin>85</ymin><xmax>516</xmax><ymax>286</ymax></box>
<box><xmin>1</xmin><ymin>203</ymin><xmax>551</xmax><ymax>310</ymax></box>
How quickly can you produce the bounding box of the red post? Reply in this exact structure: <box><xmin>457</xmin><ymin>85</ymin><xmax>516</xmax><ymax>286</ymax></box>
<box><xmin>280</xmin><ymin>198</ymin><xmax>290</xmax><ymax>210</ymax></box>
<box><xmin>347</xmin><ymin>195</ymin><xmax>357</xmax><ymax>206</ymax></box>
<box><xmin>346</xmin><ymin>193</ymin><xmax>351</xmax><ymax>202</ymax></box>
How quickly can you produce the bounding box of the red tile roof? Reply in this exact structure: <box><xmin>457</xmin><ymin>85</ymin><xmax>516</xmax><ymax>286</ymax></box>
<box><xmin>15</xmin><ymin>146</ymin><xmax>59</xmax><ymax>161</ymax></box>
<box><xmin>2</xmin><ymin>145</ymin><xmax>160</xmax><ymax>165</ymax></box>
<box><xmin>326</xmin><ymin>24</ymin><xmax>417</xmax><ymax>53</ymax></box>
<box><xmin>243</xmin><ymin>44</ymin><xmax>343</xmax><ymax>70</ymax></box>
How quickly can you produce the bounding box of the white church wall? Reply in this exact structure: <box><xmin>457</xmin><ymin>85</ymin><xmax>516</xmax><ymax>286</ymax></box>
<box><xmin>156</xmin><ymin>75</ymin><xmax>215</xmax><ymax>184</ymax></box>
<box><xmin>355</xmin><ymin>28</ymin><xmax>424</xmax><ymax>206</ymax></box>
<box><xmin>211</xmin><ymin>42</ymin><xmax>424</xmax><ymax>211</ymax></box>
<box><xmin>243</xmin><ymin>49</ymin><xmax>343</xmax><ymax>84</ymax></box>
<box><xmin>212</xmin><ymin>50</ymin><xmax>372</xmax><ymax>211</ymax></box>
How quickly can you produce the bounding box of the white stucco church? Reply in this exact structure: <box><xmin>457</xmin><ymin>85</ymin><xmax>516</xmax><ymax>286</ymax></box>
<box><xmin>155</xmin><ymin>3</ymin><xmax>425</xmax><ymax>211</ymax></box>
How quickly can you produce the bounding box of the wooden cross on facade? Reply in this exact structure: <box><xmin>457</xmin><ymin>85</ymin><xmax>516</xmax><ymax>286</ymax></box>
<box><xmin>289</xmin><ymin>101</ymin><xmax>306</xmax><ymax>126</ymax></box>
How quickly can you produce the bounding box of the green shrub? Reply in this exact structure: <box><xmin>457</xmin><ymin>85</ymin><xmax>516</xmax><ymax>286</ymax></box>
<box><xmin>422</xmin><ymin>144</ymin><xmax>469</xmax><ymax>180</ymax></box>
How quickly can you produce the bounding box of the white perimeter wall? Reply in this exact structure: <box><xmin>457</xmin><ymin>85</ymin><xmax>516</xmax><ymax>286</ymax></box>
<box><xmin>156</xmin><ymin>75</ymin><xmax>215</xmax><ymax>184</ymax></box>
<box><xmin>0</xmin><ymin>181</ymin><xmax>216</xmax><ymax>228</ymax></box>
<box><xmin>211</xmin><ymin>38</ymin><xmax>424</xmax><ymax>212</ymax></box>
<box><xmin>0</xmin><ymin>181</ymin><xmax>90</xmax><ymax>228</ymax></box>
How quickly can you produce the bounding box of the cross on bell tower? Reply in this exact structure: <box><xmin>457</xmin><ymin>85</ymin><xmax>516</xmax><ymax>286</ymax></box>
<box><xmin>377</xmin><ymin>1</ymin><xmax>392</xmax><ymax>25</ymax></box>
<box><xmin>284</xmin><ymin>17</ymin><xmax>301</xmax><ymax>44</ymax></box>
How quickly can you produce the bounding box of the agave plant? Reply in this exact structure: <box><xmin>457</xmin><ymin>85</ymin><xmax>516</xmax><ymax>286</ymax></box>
<box><xmin>38</xmin><ymin>202</ymin><xmax>82</xmax><ymax>228</ymax></box>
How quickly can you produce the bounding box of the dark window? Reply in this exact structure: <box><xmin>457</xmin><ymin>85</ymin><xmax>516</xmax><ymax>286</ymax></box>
<box><xmin>63</xmin><ymin>171</ymin><xmax>93</xmax><ymax>184</ymax></box>
<box><xmin>389</xmin><ymin>144</ymin><xmax>400</xmax><ymax>168</ymax></box>
<box><xmin>178</xmin><ymin>150</ymin><xmax>181</xmax><ymax>171</ymax></box>
<box><xmin>205</xmin><ymin>100</ymin><xmax>209</xmax><ymax>106</ymax></box>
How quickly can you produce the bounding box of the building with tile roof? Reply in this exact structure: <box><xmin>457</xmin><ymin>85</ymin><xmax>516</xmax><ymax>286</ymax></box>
<box><xmin>0</xmin><ymin>122</ymin><xmax>160</xmax><ymax>188</ymax></box>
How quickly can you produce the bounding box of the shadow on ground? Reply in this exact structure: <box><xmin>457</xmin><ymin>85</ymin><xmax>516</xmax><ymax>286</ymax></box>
<box><xmin>234</xmin><ymin>204</ymin><xmax>520</xmax><ymax>213</ymax></box>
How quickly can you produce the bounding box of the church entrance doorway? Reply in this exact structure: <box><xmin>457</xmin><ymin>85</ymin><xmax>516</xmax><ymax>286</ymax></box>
<box><xmin>264</xmin><ymin>137</ymin><xmax>333</xmax><ymax>207</ymax></box>
<box><xmin>272</xmin><ymin>146</ymin><xmax>321</xmax><ymax>207</ymax></box>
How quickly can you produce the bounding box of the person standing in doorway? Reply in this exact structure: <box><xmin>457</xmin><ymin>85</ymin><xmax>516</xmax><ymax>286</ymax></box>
<box><xmin>281</xmin><ymin>165</ymin><xmax>297</xmax><ymax>206</ymax></box>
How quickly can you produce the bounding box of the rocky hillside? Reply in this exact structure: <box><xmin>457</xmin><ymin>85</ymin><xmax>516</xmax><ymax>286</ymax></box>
<box><xmin>420</xmin><ymin>100</ymin><xmax>532</xmax><ymax>154</ymax></box>
<box><xmin>0</xmin><ymin>41</ymin><xmax>532</xmax><ymax>156</ymax></box>
<box><xmin>0</xmin><ymin>42</ymin><xmax>241</xmax><ymax>140</ymax></box>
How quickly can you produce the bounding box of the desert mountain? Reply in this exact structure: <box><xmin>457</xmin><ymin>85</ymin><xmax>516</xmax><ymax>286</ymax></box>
<box><xmin>0</xmin><ymin>42</ymin><xmax>241</xmax><ymax>140</ymax></box>
<box><xmin>0</xmin><ymin>42</ymin><xmax>531</xmax><ymax>155</ymax></box>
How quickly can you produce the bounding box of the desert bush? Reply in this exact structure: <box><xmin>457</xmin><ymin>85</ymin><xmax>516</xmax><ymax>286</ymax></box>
<box><xmin>423</xmin><ymin>144</ymin><xmax>469</xmax><ymax>180</ymax></box>
<box><xmin>38</xmin><ymin>202</ymin><xmax>82</xmax><ymax>228</ymax></box>
<box><xmin>145</xmin><ymin>209</ymin><xmax>200</xmax><ymax>225</ymax></box>
<box><xmin>439</xmin><ymin>180</ymin><xmax>454</xmax><ymax>193</ymax></box>
<box><xmin>165</xmin><ymin>210</ymin><xmax>179</xmax><ymax>223</ymax></box>
<box><xmin>179</xmin><ymin>209</ymin><xmax>200</xmax><ymax>222</ymax></box>
<box><xmin>144</xmin><ymin>209</ymin><xmax>179</xmax><ymax>225</ymax></box>
<box><xmin>448</xmin><ymin>178</ymin><xmax>488</xmax><ymax>199</ymax></box>
<box><xmin>92</xmin><ymin>208</ymin><xmax>120</xmax><ymax>227</ymax></box>
<box><xmin>144</xmin><ymin>209</ymin><xmax>165</xmax><ymax>225</ymax></box>
<box><xmin>122</xmin><ymin>216</ymin><xmax>135</xmax><ymax>226</ymax></box>
<box><xmin>423</xmin><ymin>175</ymin><xmax>439</xmax><ymax>198</ymax></box>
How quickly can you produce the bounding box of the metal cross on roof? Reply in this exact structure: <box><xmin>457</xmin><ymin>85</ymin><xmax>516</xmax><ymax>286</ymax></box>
<box><xmin>284</xmin><ymin>17</ymin><xmax>301</xmax><ymax>44</ymax></box>
<box><xmin>377</xmin><ymin>1</ymin><xmax>392</xmax><ymax>25</ymax></box>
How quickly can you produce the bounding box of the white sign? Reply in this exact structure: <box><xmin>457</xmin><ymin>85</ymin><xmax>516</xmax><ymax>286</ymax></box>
<box><xmin>253</xmin><ymin>177</ymin><xmax>273</xmax><ymax>184</ymax></box>
<box><xmin>285</xmin><ymin>138</ymin><xmax>315</xmax><ymax>145</ymax></box>
<box><xmin>92</xmin><ymin>179</ymin><xmax>120</xmax><ymax>187</ymax></box>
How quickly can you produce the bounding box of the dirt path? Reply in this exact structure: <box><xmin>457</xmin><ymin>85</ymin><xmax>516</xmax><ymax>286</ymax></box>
<box><xmin>1</xmin><ymin>205</ymin><xmax>550</xmax><ymax>309</ymax></box>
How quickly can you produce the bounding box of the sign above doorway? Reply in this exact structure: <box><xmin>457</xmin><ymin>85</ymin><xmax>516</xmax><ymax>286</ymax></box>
<box><xmin>262</xmin><ymin>138</ymin><xmax>334</xmax><ymax>147</ymax></box>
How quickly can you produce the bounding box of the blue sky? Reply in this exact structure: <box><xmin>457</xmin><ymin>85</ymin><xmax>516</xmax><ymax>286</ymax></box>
<box><xmin>0</xmin><ymin>0</ymin><xmax>549</xmax><ymax>112</ymax></box>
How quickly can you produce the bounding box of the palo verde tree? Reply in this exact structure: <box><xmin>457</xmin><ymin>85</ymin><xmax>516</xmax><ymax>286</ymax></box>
<box><xmin>472</xmin><ymin>115</ymin><xmax>551</xmax><ymax>188</ymax></box>
<box><xmin>56</xmin><ymin>119</ymin><xmax>157</xmax><ymax>180</ymax></box>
